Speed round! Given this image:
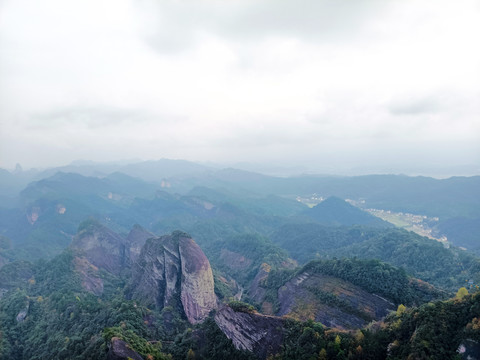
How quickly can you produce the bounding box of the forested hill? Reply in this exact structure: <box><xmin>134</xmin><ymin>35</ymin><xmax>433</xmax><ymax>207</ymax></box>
<box><xmin>0</xmin><ymin>226</ymin><xmax>476</xmax><ymax>359</ymax></box>
<box><xmin>305</xmin><ymin>196</ymin><xmax>392</xmax><ymax>227</ymax></box>
<box><xmin>271</xmin><ymin>224</ymin><xmax>480</xmax><ymax>291</ymax></box>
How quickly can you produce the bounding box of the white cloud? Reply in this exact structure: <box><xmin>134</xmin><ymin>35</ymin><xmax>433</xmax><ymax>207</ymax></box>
<box><xmin>0</xmin><ymin>0</ymin><xmax>478</xmax><ymax>174</ymax></box>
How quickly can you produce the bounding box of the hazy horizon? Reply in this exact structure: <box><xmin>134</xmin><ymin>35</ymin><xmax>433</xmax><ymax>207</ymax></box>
<box><xmin>2</xmin><ymin>157</ymin><xmax>479</xmax><ymax>179</ymax></box>
<box><xmin>1</xmin><ymin>0</ymin><xmax>479</xmax><ymax>176</ymax></box>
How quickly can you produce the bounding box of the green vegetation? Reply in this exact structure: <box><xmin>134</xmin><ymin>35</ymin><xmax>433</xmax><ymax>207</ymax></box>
<box><xmin>0</xmin><ymin>170</ymin><xmax>479</xmax><ymax>359</ymax></box>
<box><xmin>103</xmin><ymin>326</ymin><xmax>170</xmax><ymax>360</ymax></box>
<box><xmin>257</xmin><ymin>258</ymin><xmax>445</xmax><ymax>316</ymax></box>
<box><xmin>0</xmin><ymin>232</ymin><xmax>478</xmax><ymax>360</ymax></box>
<box><xmin>164</xmin><ymin>317</ymin><xmax>256</xmax><ymax>360</ymax></box>
<box><xmin>251</xmin><ymin>293</ymin><xmax>480</xmax><ymax>360</ymax></box>
<box><xmin>456</xmin><ymin>287</ymin><xmax>469</xmax><ymax>299</ymax></box>
<box><xmin>384</xmin><ymin>293</ymin><xmax>480</xmax><ymax>359</ymax></box>
<box><xmin>228</xmin><ymin>301</ymin><xmax>256</xmax><ymax>314</ymax></box>
<box><xmin>301</xmin><ymin>258</ymin><xmax>445</xmax><ymax>305</ymax></box>
<box><xmin>306</xmin><ymin>196</ymin><xmax>391</xmax><ymax>227</ymax></box>
<box><xmin>0</xmin><ymin>235</ymin><xmax>11</xmax><ymax>250</ymax></box>
<box><xmin>273</xmin><ymin>224</ymin><xmax>480</xmax><ymax>292</ymax></box>
<box><xmin>0</xmin><ymin>251</ymin><xmax>172</xmax><ymax>360</ymax></box>
<box><xmin>205</xmin><ymin>233</ymin><xmax>291</xmax><ymax>286</ymax></box>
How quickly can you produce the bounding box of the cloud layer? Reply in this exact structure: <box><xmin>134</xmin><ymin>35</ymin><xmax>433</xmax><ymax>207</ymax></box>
<box><xmin>0</xmin><ymin>0</ymin><xmax>479</xmax><ymax>174</ymax></box>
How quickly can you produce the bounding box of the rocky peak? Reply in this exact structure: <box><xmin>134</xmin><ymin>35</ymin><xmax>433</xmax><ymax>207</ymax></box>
<box><xmin>129</xmin><ymin>231</ymin><xmax>216</xmax><ymax>324</ymax></box>
<box><xmin>70</xmin><ymin>219</ymin><xmax>126</xmax><ymax>275</ymax></box>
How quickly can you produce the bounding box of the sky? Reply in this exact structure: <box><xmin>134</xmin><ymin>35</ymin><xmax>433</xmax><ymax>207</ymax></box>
<box><xmin>0</xmin><ymin>0</ymin><xmax>479</xmax><ymax>176</ymax></box>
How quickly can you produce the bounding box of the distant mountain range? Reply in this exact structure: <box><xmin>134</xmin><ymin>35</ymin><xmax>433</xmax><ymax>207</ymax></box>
<box><xmin>1</xmin><ymin>159</ymin><xmax>478</xmax><ymax>258</ymax></box>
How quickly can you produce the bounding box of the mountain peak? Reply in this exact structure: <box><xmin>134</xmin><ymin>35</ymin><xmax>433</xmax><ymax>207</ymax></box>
<box><xmin>307</xmin><ymin>196</ymin><xmax>390</xmax><ymax>227</ymax></box>
<box><xmin>128</xmin><ymin>232</ymin><xmax>217</xmax><ymax>324</ymax></box>
<box><xmin>71</xmin><ymin>219</ymin><xmax>126</xmax><ymax>275</ymax></box>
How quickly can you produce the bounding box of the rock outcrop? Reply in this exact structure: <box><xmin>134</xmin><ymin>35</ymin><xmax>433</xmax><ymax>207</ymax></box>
<box><xmin>125</xmin><ymin>224</ymin><xmax>155</xmax><ymax>265</ymax></box>
<box><xmin>16</xmin><ymin>300</ymin><xmax>30</xmax><ymax>323</ymax></box>
<box><xmin>276</xmin><ymin>272</ymin><xmax>395</xmax><ymax>329</ymax></box>
<box><xmin>214</xmin><ymin>305</ymin><xmax>285</xmax><ymax>360</ymax></box>
<box><xmin>70</xmin><ymin>219</ymin><xmax>126</xmax><ymax>275</ymax></box>
<box><xmin>248</xmin><ymin>263</ymin><xmax>270</xmax><ymax>304</ymax></box>
<box><xmin>179</xmin><ymin>236</ymin><xmax>217</xmax><ymax>323</ymax></box>
<box><xmin>107</xmin><ymin>337</ymin><xmax>143</xmax><ymax>360</ymax></box>
<box><xmin>129</xmin><ymin>231</ymin><xmax>216</xmax><ymax>324</ymax></box>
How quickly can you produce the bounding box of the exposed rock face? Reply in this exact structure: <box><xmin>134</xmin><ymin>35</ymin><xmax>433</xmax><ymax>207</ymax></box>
<box><xmin>179</xmin><ymin>236</ymin><xmax>217</xmax><ymax>323</ymax></box>
<box><xmin>70</xmin><ymin>220</ymin><xmax>126</xmax><ymax>275</ymax></box>
<box><xmin>126</xmin><ymin>224</ymin><xmax>155</xmax><ymax>265</ymax></box>
<box><xmin>457</xmin><ymin>339</ymin><xmax>480</xmax><ymax>360</ymax></box>
<box><xmin>248</xmin><ymin>263</ymin><xmax>270</xmax><ymax>305</ymax></box>
<box><xmin>16</xmin><ymin>297</ymin><xmax>30</xmax><ymax>322</ymax></box>
<box><xmin>276</xmin><ymin>272</ymin><xmax>395</xmax><ymax>329</ymax></box>
<box><xmin>107</xmin><ymin>337</ymin><xmax>144</xmax><ymax>360</ymax></box>
<box><xmin>129</xmin><ymin>231</ymin><xmax>216</xmax><ymax>324</ymax></box>
<box><xmin>215</xmin><ymin>306</ymin><xmax>285</xmax><ymax>360</ymax></box>
<box><xmin>16</xmin><ymin>305</ymin><xmax>29</xmax><ymax>322</ymax></box>
<box><xmin>74</xmin><ymin>256</ymin><xmax>104</xmax><ymax>296</ymax></box>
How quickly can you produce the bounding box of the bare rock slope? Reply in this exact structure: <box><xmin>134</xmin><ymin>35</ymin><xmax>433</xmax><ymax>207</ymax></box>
<box><xmin>276</xmin><ymin>272</ymin><xmax>395</xmax><ymax>329</ymax></box>
<box><xmin>70</xmin><ymin>219</ymin><xmax>126</xmax><ymax>275</ymax></box>
<box><xmin>129</xmin><ymin>231</ymin><xmax>217</xmax><ymax>324</ymax></box>
<box><xmin>214</xmin><ymin>305</ymin><xmax>285</xmax><ymax>360</ymax></box>
<box><xmin>125</xmin><ymin>224</ymin><xmax>155</xmax><ymax>264</ymax></box>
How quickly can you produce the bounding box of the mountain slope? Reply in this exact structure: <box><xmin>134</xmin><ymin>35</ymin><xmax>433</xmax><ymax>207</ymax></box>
<box><xmin>305</xmin><ymin>196</ymin><xmax>392</xmax><ymax>227</ymax></box>
<box><xmin>272</xmin><ymin>224</ymin><xmax>480</xmax><ymax>292</ymax></box>
<box><xmin>250</xmin><ymin>258</ymin><xmax>444</xmax><ymax>330</ymax></box>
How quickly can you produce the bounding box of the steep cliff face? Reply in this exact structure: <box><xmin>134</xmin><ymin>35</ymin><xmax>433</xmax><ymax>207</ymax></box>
<box><xmin>125</xmin><ymin>224</ymin><xmax>155</xmax><ymax>265</ymax></box>
<box><xmin>179</xmin><ymin>236</ymin><xmax>217</xmax><ymax>324</ymax></box>
<box><xmin>129</xmin><ymin>231</ymin><xmax>216</xmax><ymax>324</ymax></box>
<box><xmin>248</xmin><ymin>263</ymin><xmax>272</xmax><ymax>313</ymax></box>
<box><xmin>214</xmin><ymin>305</ymin><xmax>285</xmax><ymax>360</ymax></box>
<box><xmin>70</xmin><ymin>219</ymin><xmax>126</xmax><ymax>275</ymax></box>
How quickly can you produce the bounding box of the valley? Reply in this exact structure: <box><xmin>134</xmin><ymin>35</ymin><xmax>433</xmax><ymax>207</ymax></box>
<box><xmin>299</xmin><ymin>194</ymin><xmax>450</xmax><ymax>245</ymax></box>
<box><xmin>364</xmin><ymin>208</ymin><xmax>449</xmax><ymax>245</ymax></box>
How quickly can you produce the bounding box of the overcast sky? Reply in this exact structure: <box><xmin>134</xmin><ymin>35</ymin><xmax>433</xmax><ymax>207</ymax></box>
<box><xmin>0</xmin><ymin>0</ymin><xmax>479</xmax><ymax>175</ymax></box>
